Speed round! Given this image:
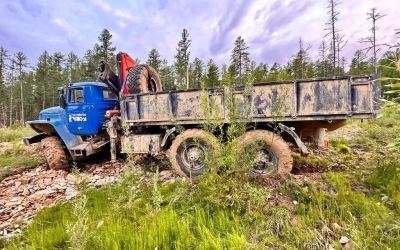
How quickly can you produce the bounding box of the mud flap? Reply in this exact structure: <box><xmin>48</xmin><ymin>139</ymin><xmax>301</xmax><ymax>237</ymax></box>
<box><xmin>106</xmin><ymin>116</ymin><xmax>118</xmax><ymax>161</ymax></box>
<box><xmin>23</xmin><ymin>132</ymin><xmax>47</xmax><ymax>146</ymax></box>
<box><xmin>278</xmin><ymin>123</ymin><xmax>309</xmax><ymax>155</ymax></box>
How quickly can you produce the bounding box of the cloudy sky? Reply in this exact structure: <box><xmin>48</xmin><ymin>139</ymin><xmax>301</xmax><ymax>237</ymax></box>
<box><xmin>0</xmin><ymin>0</ymin><xmax>399</xmax><ymax>67</ymax></box>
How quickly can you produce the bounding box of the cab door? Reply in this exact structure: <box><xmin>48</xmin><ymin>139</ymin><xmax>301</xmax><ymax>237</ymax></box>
<box><xmin>66</xmin><ymin>87</ymin><xmax>91</xmax><ymax>135</ymax></box>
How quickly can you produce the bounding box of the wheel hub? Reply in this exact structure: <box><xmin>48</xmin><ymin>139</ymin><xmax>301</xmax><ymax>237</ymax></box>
<box><xmin>251</xmin><ymin>146</ymin><xmax>278</xmax><ymax>175</ymax></box>
<box><xmin>187</xmin><ymin>146</ymin><xmax>202</xmax><ymax>163</ymax></box>
<box><xmin>181</xmin><ymin>145</ymin><xmax>206</xmax><ymax>171</ymax></box>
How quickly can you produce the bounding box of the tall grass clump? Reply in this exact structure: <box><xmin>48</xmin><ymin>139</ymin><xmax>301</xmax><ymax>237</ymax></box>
<box><xmin>66</xmin><ymin>195</ymin><xmax>92</xmax><ymax>250</ymax></box>
<box><xmin>364</xmin><ymin>158</ymin><xmax>400</xmax><ymax>213</ymax></box>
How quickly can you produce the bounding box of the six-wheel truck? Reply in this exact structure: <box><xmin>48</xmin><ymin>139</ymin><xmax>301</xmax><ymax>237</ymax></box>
<box><xmin>23</xmin><ymin>52</ymin><xmax>381</xmax><ymax>179</ymax></box>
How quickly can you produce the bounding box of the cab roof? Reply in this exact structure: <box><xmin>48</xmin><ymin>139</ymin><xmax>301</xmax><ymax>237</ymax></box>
<box><xmin>69</xmin><ymin>82</ymin><xmax>109</xmax><ymax>88</ymax></box>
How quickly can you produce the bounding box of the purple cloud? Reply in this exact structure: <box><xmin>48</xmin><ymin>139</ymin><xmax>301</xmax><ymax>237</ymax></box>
<box><xmin>209</xmin><ymin>0</ymin><xmax>256</xmax><ymax>55</ymax></box>
<box><xmin>18</xmin><ymin>0</ymin><xmax>45</xmax><ymax>18</ymax></box>
<box><xmin>0</xmin><ymin>0</ymin><xmax>398</xmax><ymax>69</ymax></box>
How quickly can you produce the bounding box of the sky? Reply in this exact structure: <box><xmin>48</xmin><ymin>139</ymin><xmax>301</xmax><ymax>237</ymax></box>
<box><xmin>0</xmin><ymin>0</ymin><xmax>399</xmax><ymax>68</ymax></box>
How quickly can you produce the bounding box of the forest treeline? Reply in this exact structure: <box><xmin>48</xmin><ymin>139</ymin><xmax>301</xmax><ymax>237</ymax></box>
<box><xmin>0</xmin><ymin>2</ymin><xmax>399</xmax><ymax>127</ymax></box>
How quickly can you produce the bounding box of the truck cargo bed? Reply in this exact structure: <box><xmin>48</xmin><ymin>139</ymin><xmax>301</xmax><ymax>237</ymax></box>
<box><xmin>120</xmin><ymin>75</ymin><xmax>381</xmax><ymax>126</ymax></box>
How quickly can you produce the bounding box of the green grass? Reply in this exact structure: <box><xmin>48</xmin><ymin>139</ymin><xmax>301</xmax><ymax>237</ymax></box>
<box><xmin>2</xmin><ymin>106</ymin><xmax>400</xmax><ymax>249</ymax></box>
<box><xmin>0</xmin><ymin>152</ymin><xmax>40</xmax><ymax>181</ymax></box>
<box><xmin>4</xmin><ymin>172</ymin><xmax>261</xmax><ymax>250</ymax></box>
<box><xmin>285</xmin><ymin>169</ymin><xmax>400</xmax><ymax>249</ymax></box>
<box><xmin>0</xmin><ymin>125</ymin><xmax>34</xmax><ymax>143</ymax></box>
<box><xmin>0</xmin><ymin>154</ymin><xmax>39</xmax><ymax>168</ymax></box>
<box><xmin>364</xmin><ymin>158</ymin><xmax>400</xmax><ymax>213</ymax></box>
<box><xmin>0</xmin><ymin>126</ymin><xmax>43</xmax><ymax>180</ymax></box>
<box><xmin>4</xmin><ymin>154</ymin><xmax>400</xmax><ymax>250</ymax></box>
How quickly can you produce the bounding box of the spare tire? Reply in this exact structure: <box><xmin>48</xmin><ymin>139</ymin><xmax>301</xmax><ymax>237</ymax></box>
<box><xmin>127</xmin><ymin>64</ymin><xmax>163</xmax><ymax>94</ymax></box>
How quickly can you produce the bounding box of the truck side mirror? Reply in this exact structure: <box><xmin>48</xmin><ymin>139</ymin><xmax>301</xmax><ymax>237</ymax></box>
<box><xmin>58</xmin><ymin>87</ymin><xmax>66</xmax><ymax>109</ymax></box>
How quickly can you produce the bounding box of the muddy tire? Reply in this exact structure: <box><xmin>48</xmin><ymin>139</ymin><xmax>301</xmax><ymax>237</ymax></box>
<box><xmin>126</xmin><ymin>64</ymin><xmax>163</xmax><ymax>94</ymax></box>
<box><xmin>170</xmin><ymin>129</ymin><xmax>219</xmax><ymax>178</ymax></box>
<box><xmin>41</xmin><ymin>136</ymin><xmax>70</xmax><ymax>171</ymax></box>
<box><xmin>236</xmin><ymin>130</ymin><xmax>293</xmax><ymax>179</ymax></box>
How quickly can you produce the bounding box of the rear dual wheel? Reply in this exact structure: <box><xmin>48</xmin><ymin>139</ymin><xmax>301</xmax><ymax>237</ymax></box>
<box><xmin>169</xmin><ymin>129</ymin><xmax>220</xmax><ymax>177</ymax></box>
<box><xmin>236</xmin><ymin>130</ymin><xmax>293</xmax><ymax>178</ymax></box>
<box><xmin>170</xmin><ymin>129</ymin><xmax>293</xmax><ymax>179</ymax></box>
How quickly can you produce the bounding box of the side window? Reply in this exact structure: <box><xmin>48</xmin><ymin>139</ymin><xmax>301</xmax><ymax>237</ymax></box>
<box><xmin>103</xmin><ymin>89</ymin><xmax>117</xmax><ymax>99</ymax></box>
<box><xmin>69</xmin><ymin>88</ymin><xmax>84</xmax><ymax>103</ymax></box>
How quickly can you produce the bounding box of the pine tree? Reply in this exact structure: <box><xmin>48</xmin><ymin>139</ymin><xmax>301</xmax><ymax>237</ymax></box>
<box><xmin>8</xmin><ymin>59</ymin><xmax>15</xmax><ymax>126</ymax></box>
<box><xmin>14</xmin><ymin>52</ymin><xmax>29</xmax><ymax>125</ymax></box>
<box><xmin>348</xmin><ymin>50</ymin><xmax>370</xmax><ymax>75</ymax></box>
<box><xmin>266</xmin><ymin>63</ymin><xmax>282</xmax><ymax>81</ymax></box>
<box><xmin>266</xmin><ymin>63</ymin><xmax>291</xmax><ymax>81</ymax></box>
<box><xmin>290</xmin><ymin>38</ymin><xmax>312</xmax><ymax>79</ymax></box>
<box><xmin>159</xmin><ymin>59</ymin><xmax>175</xmax><ymax>90</ymax></box>
<box><xmin>146</xmin><ymin>49</ymin><xmax>162</xmax><ymax>72</ymax></box>
<box><xmin>253</xmin><ymin>63</ymin><xmax>269</xmax><ymax>82</ymax></box>
<box><xmin>324</xmin><ymin>0</ymin><xmax>341</xmax><ymax>76</ymax></box>
<box><xmin>339</xmin><ymin>57</ymin><xmax>348</xmax><ymax>75</ymax></box>
<box><xmin>82</xmin><ymin>48</ymin><xmax>99</xmax><ymax>81</ymax></box>
<box><xmin>230</xmin><ymin>36</ymin><xmax>250</xmax><ymax>83</ymax></box>
<box><xmin>98</xmin><ymin>29</ymin><xmax>116</xmax><ymax>64</ymax></box>
<box><xmin>227</xmin><ymin>65</ymin><xmax>237</xmax><ymax>84</ymax></box>
<box><xmin>316</xmin><ymin>40</ymin><xmax>330</xmax><ymax>77</ymax></box>
<box><xmin>248</xmin><ymin>61</ymin><xmax>257</xmax><ymax>76</ymax></box>
<box><xmin>191</xmin><ymin>58</ymin><xmax>204</xmax><ymax>88</ymax></box>
<box><xmin>49</xmin><ymin>52</ymin><xmax>65</xmax><ymax>106</ymax></box>
<box><xmin>359</xmin><ymin>8</ymin><xmax>387</xmax><ymax>73</ymax></box>
<box><xmin>205</xmin><ymin>59</ymin><xmax>219</xmax><ymax>87</ymax></box>
<box><xmin>23</xmin><ymin>72</ymin><xmax>36</xmax><ymax>121</ymax></box>
<box><xmin>174</xmin><ymin>29</ymin><xmax>191</xmax><ymax>87</ymax></box>
<box><xmin>66</xmin><ymin>52</ymin><xmax>81</xmax><ymax>83</ymax></box>
<box><xmin>221</xmin><ymin>64</ymin><xmax>229</xmax><ymax>86</ymax></box>
<box><xmin>0</xmin><ymin>47</ymin><xmax>9</xmax><ymax>125</ymax></box>
<box><xmin>335</xmin><ymin>32</ymin><xmax>347</xmax><ymax>74</ymax></box>
<box><xmin>36</xmin><ymin>51</ymin><xmax>52</xmax><ymax>109</ymax></box>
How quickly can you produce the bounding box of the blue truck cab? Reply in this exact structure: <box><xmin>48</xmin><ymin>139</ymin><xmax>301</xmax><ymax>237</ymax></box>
<box><xmin>64</xmin><ymin>82</ymin><xmax>117</xmax><ymax>135</ymax></box>
<box><xmin>24</xmin><ymin>82</ymin><xmax>117</xmax><ymax>161</ymax></box>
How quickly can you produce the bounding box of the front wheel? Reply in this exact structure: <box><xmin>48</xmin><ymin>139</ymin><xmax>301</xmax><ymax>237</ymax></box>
<box><xmin>236</xmin><ymin>130</ymin><xmax>293</xmax><ymax>178</ymax></box>
<box><xmin>169</xmin><ymin>129</ymin><xmax>219</xmax><ymax>178</ymax></box>
<box><xmin>41</xmin><ymin>136</ymin><xmax>70</xmax><ymax>170</ymax></box>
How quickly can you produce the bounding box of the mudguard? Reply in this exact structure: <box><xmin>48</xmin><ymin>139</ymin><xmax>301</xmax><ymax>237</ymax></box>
<box><xmin>25</xmin><ymin>120</ymin><xmax>81</xmax><ymax>150</ymax></box>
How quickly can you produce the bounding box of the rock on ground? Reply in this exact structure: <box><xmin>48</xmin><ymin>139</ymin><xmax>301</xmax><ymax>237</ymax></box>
<box><xmin>0</xmin><ymin>161</ymin><xmax>125</xmax><ymax>236</ymax></box>
<box><xmin>0</xmin><ymin>159</ymin><xmax>179</xmax><ymax>238</ymax></box>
